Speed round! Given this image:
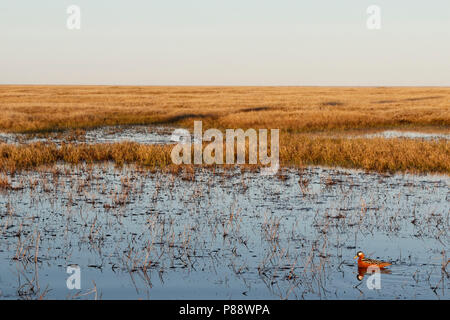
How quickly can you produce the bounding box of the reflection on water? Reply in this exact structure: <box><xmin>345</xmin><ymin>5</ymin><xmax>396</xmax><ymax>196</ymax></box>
<box><xmin>363</xmin><ymin>130</ymin><xmax>450</xmax><ymax>140</ymax></box>
<box><xmin>0</xmin><ymin>165</ymin><xmax>448</xmax><ymax>299</ymax></box>
<box><xmin>356</xmin><ymin>267</ymin><xmax>392</xmax><ymax>282</ymax></box>
<box><xmin>0</xmin><ymin>126</ymin><xmax>177</xmax><ymax>145</ymax></box>
<box><xmin>2</xmin><ymin>127</ymin><xmax>449</xmax><ymax>147</ymax></box>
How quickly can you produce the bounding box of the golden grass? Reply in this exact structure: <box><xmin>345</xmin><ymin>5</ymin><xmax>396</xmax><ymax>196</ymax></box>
<box><xmin>0</xmin><ymin>85</ymin><xmax>449</xmax><ymax>133</ymax></box>
<box><xmin>0</xmin><ymin>143</ymin><xmax>172</xmax><ymax>173</ymax></box>
<box><xmin>0</xmin><ymin>137</ymin><xmax>447</xmax><ymax>174</ymax></box>
<box><xmin>282</xmin><ymin>135</ymin><xmax>449</xmax><ymax>173</ymax></box>
<box><xmin>0</xmin><ymin>85</ymin><xmax>448</xmax><ymax>174</ymax></box>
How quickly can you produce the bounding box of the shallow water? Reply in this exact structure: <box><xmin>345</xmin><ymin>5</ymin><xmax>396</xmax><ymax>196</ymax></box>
<box><xmin>2</xmin><ymin>127</ymin><xmax>449</xmax><ymax>147</ymax></box>
<box><xmin>0</xmin><ymin>165</ymin><xmax>448</xmax><ymax>300</ymax></box>
<box><xmin>363</xmin><ymin>130</ymin><xmax>450</xmax><ymax>140</ymax></box>
<box><xmin>0</xmin><ymin>126</ymin><xmax>177</xmax><ymax>145</ymax></box>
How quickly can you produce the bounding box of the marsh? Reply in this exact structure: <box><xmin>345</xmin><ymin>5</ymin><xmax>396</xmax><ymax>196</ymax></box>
<box><xmin>0</xmin><ymin>164</ymin><xmax>447</xmax><ymax>299</ymax></box>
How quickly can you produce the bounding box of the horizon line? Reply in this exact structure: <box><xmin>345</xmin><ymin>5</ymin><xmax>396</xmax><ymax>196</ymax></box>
<box><xmin>1</xmin><ymin>83</ymin><xmax>450</xmax><ymax>88</ymax></box>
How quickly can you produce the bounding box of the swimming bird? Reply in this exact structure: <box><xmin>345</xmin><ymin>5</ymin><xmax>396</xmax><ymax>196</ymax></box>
<box><xmin>354</xmin><ymin>251</ymin><xmax>391</xmax><ymax>268</ymax></box>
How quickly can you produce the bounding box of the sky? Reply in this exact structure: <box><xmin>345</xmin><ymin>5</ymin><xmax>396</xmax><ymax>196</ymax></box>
<box><xmin>1</xmin><ymin>0</ymin><xmax>449</xmax><ymax>86</ymax></box>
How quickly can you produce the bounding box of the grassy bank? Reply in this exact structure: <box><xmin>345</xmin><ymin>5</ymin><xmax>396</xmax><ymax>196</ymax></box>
<box><xmin>0</xmin><ymin>136</ymin><xmax>447</xmax><ymax>174</ymax></box>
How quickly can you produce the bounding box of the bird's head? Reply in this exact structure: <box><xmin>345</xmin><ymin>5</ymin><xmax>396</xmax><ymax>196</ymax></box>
<box><xmin>354</xmin><ymin>251</ymin><xmax>364</xmax><ymax>259</ymax></box>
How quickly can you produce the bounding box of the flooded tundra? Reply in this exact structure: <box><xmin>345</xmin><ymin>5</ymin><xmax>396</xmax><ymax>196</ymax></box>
<box><xmin>2</xmin><ymin>126</ymin><xmax>448</xmax><ymax>150</ymax></box>
<box><xmin>363</xmin><ymin>130</ymin><xmax>450</xmax><ymax>140</ymax></box>
<box><xmin>0</xmin><ymin>164</ymin><xmax>447</xmax><ymax>300</ymax></box>
<box><xmin>0</xmin><ymin>126</ymin><xmax>176</xmax><ymax>146</ymax></box>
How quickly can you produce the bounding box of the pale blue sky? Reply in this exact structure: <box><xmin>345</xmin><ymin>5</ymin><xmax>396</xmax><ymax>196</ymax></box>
<box><xmin>1</xmin><ymin>0</ymin><xmax>449</xmax><ymax>85</ymax></box>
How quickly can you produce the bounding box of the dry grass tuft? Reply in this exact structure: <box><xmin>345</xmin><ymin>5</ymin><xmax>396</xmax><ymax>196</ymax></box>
<box><xmin>0</xmin><ymin>174</ymin><xmax>11</xmax><ymax>189</ymax></box>
<box><xmin>0</xmin><ymin>137</ymin><xmax>447</xmax><ymax>174</ymax></box>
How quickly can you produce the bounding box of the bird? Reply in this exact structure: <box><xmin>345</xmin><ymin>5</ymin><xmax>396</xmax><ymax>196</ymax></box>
<box><xmin>354</xmin><ymin>251</ymin><xmax>391</xmax><ymax>269</ymax></box>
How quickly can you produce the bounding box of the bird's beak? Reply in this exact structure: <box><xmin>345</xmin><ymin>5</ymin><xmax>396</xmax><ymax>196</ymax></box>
<box><xmin>353</xmin><ymin>256</ymin><xmax>358</xmax><ymax>259</ymax></box>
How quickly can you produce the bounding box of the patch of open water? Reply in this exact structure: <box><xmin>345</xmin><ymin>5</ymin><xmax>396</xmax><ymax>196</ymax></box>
<box><xmin>363</xmin><ymin>130</ymin><xmax>450</xmax><ymax>140</ymax></box>
<box><xmin>1</xmin><ymin>127</ymin><xmax>448</xmax><ymax>147</ymax></box>
<box><xmin>0</xmin><ymin>126</ymin><xmax>177</xmax><ymax>145</ymax></box>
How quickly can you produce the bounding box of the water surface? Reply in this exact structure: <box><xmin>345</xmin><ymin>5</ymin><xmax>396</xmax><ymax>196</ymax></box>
<box><xmin>0</xmin><ymin>165</ymin><xmax>447</xmax><ymax>299</ymax></box>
